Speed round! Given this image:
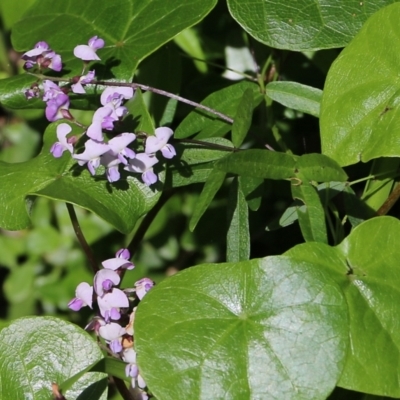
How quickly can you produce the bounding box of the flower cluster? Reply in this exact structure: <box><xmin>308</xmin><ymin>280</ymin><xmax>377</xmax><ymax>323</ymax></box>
<box><xmin>22</xmin><ymin>37</ymin><xmax>176</xmax><ymax>186</ymax></box>
<box><xmin>69</xmin><ymin>248</ymin><xmax>154</xmax><ymax>399</ymax></box>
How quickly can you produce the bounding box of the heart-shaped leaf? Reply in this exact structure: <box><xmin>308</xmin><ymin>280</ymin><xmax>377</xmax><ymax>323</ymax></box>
<box><xmin>135</xmin><ymin>257</ymin><xmax>349</xmax><ymax>399</ymax></box>
<box><xmin>227</xmin><ymin>0</ymin><xmax>399</xmax><ymax>51</ymax></box>
<box><xmin>286</xmin><ymin>216</ymin><xmax>400</xmax><ymax>397</ymax></box>
<box><xmin>0</xmin><ymin>316</ymin><xmax>106</xmax><ymax>400</ymax></box>
<box><xmin>320</xmin><ymin>3</ymin><xmax>400</xmax><ymax>166</ymax></box>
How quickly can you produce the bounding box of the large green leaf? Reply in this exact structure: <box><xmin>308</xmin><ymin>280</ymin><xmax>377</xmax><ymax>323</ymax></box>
<box><xmin>226</xmin><ymin>0</ymin><xmax>400</xmax><ymax>51</ymax></box>
<box><xmin>136</xmin><ymin>257</ymin><xmax>348</xmax><ymax>399</ymax></box>
<box><xmin>0</xmin><ymin>122</ymin><xmax>160</xmax><ymax>232</ymax></box>
<box><xmin>175</xmin><ymin>81</ymin><xmax>263</xmax><ymax>140</ymax></box>
<box><xmin>286</xmin><ymin>216</ymin><xmax>400</xmax><ymax>397</ymax></box>
<box><xmin>320</xmin><ymin>3</ymin><xmax>400</xmax><ymax>166</ymax></box>
<box><xmin>0</xmin><ymin>316</ymin><xmax>106</xmax><ymax>400</ymax></box>
<box><xmin>6</xmin><ymin>0</ymin><xmax>217</xmax><ymax>108</ymax></box>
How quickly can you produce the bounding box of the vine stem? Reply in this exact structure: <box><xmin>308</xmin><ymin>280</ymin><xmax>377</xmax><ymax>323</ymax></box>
<box><xmin>66</xmin><ymin>203</ymin><xmax>99</xmax><ymax>274</ymax></box>
<box><xmin>28</xmin><ymin>73</ymin><xmax>234</xmax><ymax>124</ymax></box>
<box><xmin>377</xmin><ymin>183</ymin><xmax>400</xmax><ymax>216</ymax></box>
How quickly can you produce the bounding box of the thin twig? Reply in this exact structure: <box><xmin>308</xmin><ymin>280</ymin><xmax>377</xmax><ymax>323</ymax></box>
<box><xmin>377</xmin><ymin>183</ymin><xmax>400</xmax><ymax>216</ymax></box>
<box><xmin>94</xmin><ymin>80</ymin><xmax>234</xmax><ymax>124</ymax></box>
<box><xmin>27</xmin><ymin>73</ymin><xmax>234</xmax><ymax>124</ymax></box>
<box><xmin>179</xmin><ymin>138</ymin><xmax>238</xmax><ymax>152</ymax></box>
<box><xmin>66</xmin><ymin>203</ymin><xmax>99</xmax><ymax>274</ymax></box>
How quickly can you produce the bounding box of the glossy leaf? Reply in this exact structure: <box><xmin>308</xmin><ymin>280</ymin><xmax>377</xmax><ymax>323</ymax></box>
<box><xmin>175</xmin><ymin>81</ymin><xmax>263</xmax><ymax>139</ymax></box>
<box><xmin>0</xmin><ymin>316</ymin><xmax>106</xmax><ymax>400</ymax></box>
<box><xmin>226</xmin><ymin>177</ymin><xmax>250</xmax><ymax>261</ymax></box>
<box><xmin>12</xmin><ymin>0</ymin><xmax>217</xmax><ymax>83</ymax></box>
<box><xmin>291</xmin><ymin>182</ymin><xmax>327</xmax><ymax>243</ymax></box>
<box><xmin>286</xmin><ymin>216</ymin><xmax>400</xmax><ymax>397</ymax></box>
<box><xmin>227</xmin><ymin>0</ymin><xmax>399</xmax><ymax>51</ymax></box>
<box><xmin>189</xmin><ymin>169</ymin><xmax>226</xmax><ymax>231</ymax></box>
<box><xmin>136</xmin><ymin>257</ymin><xmax>348</xmax><ymax>400</ymax></box>
<box><xmin>320</xmin><ymin>3</ymin><xmax>400</xmax><ymax>166</ymax></box>
<box><xmin>266</xmin><ymin>81</ymin><xmax>322</xmax><ymax>117</ymax></box>
<box><xmin>126</xmin><ymin>88</ymin><xmax>155</xmax><ymax>134</ymax></box>
<box><xmin>0</xmin><ymin>123</ymin><xmax>160</xmax><ymax>232</ymax></box>
<box><xmin>215</xmin><ymin>150</ymin><xmax>347</xmax><ymax>182</ymax></box>
<box><xmin>232</xmin><ymin>88</ymin><xmax>254</xmax><ymax>147</ymax></box>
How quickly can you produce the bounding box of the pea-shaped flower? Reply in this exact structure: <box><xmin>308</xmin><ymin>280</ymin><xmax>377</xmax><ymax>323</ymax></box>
<box><xmin>74</xmin><ymin>36</ymin><xmax>104</xmax><ymax>61</ymax></box>
<box><xmin>145</xmin><ymin>127</ymin><xmax>176</xmax><ymax>159</ymax></box>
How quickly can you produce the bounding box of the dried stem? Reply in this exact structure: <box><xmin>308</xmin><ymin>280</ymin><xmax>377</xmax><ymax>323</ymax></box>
<box><xmin>66</xmin><ymin>203</ymin><xmax>99</xmax><ymax>274</ymax></box>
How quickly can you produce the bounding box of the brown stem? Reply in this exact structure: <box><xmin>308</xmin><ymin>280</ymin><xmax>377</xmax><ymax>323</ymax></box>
<box><xmin>377</xmin><ymin>183</ymin><xmax>400</xmax><ymax>216</ymax></box>
<box><xmin>112</xmin><ymin>377</ymin><xmax>135</xmax><ymax>400</ymax></box>
<box><xmin>66</xmin><ymin>203</ymin><xmax>99</xmax><ymax>274</ymax></box>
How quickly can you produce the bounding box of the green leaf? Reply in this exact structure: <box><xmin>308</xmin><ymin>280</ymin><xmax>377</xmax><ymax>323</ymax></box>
<box><xmin>136</xmin><ymin>257</ymin><xmax>348</xmax><ymax>400</ymax></box>
<box><xmin>0</xmin><ymin>123</ymin><xmax>160</xmax><ymax>232</ymax></box>
<box><xmin>0</xmin><ymin>316</ymin><xmax>106</xmax><ymax>400</ymax></box>
<box><xmin>286</xmin><ymin>216</ymin><xmax>400</xmax><ymax>397</ymax></box>
<box><xmin>240</xmin><ymin>176</ymin><xmax>264</xmax><ymax>211</ymax></box>
<box><xmin>226</xmin><ymin>177</ymin><xmax>250</xmax><ymax>261</ymax></box>
<box><xmin>189</xmin><ymin>169</ymin><xmax>226</xmax><ymax>231</ymax></box>
<box><xmin>232</xmin><ymin>88</ymin><xmax>254</xmax><ymax>147</ymax></box>
<box><xmin>12</xmin><ymin>0</ymin><xmax>217</xmax><ymax>81</ymax></box>
<box><xmin>296</xmin><ymin>153</ymin><xmax>348</xmax><ymax>182</ymax></box>
<box><xmin>226</xmin><ymin>0</ymin><xmax>399</xmax><ymax>51</ymax></box>
<box><xmin>266</xmin><ymin>81</ymin><xmax>322</xmax><ymax>117</ymax></box>
<box><xmin>126</xmin><ymin>88</ymin><xmax>155</xmax><ymax>134</ymax></box>
<box><xmin>215</xmin><ymin>149</ymin><xmax>297</xmax><ymax>180</ymax></box>
<box><xmin>320</xmin><ymin>3</ymin><xmax>400</xmax><ymax>166</ymax></box>
<box><xmin>0</xmin><ymin>0</ymin><xmax>36</xmax><ymax>29</ymax></box>
<box><xmin>175</xmin><ymin>81</ymin><xmax>263</xmax><ymax>139</ymax></box>
<box><xmin>291</xmin><ymin>182</ymin><xmax>327</xmax><ymax>243</ymax></box>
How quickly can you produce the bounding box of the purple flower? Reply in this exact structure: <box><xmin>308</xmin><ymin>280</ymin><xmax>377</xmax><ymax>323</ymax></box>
<box><xmin>43</xmin><ymin>80</ymin><xmax>64</xmax><ymax>102</ymax></box>
<box><xmin>110</xmin><ymin>339</ymin><xmax>123</xmax><ymax>354</ymax></box>
<box><xmin>45</xmin><ymin>93</ymin><xmax>70</xmax><ymax>122</ymax></box>
<box><xmin>50</xmin><ymin>123</ymin><xmax>74</xmax><ymax>158</ymax></box>
<box><xmin>134</xmin><ymin>278</ymin><xmax>154</xmax><ymax>300</ymax></box>
<box><xmin>125</xmin><ymin>363</ymin><xmax>146</xmax><ymax>389</ymax></box>
<box><xmin>123</xmin><ymin>348</ymin><xmax>137</xmax><ymax>364</ymax></box>
<box><xmin>71</xmin><ymin>70</ymin><xmax>96</xmax><ymax>94</ymax></box>
<box><xmin>124</xmin><ymin>153</ymin><xmax>159</xmax><ymax>186</ymax></box>
<box><xmin>101</xmin><ymin>87</ymin><xmax>134</xmax><ymax>107</ymax></box>
<box><xmin>100</xmin><ymin>151</ymin><xmax>122</xmax><ymax>183</ymax></box>
<box><xmin>73</xmin><ymin>139</ymin><xmax>110</xmax><ymax>175</ymax></box>
<box><xmin>94</xmin><ymin>268</ymin><xmax>121</xmax><ymax>297</ymax></box>
<box><xmin>21</xmin><ymin>41</ymin><xmax>62</xmax><ymax>71</ymax></box>
<box><xmin>68</xmin><ymin>282</ymin><xmax>93</xmax><ymax>311</ymax></box>
<box><xmin>116</xmin><ymin>248</ymin><xmax>130</xmax><ymax>259</ymax></box>
<box><xmin>74</xmin><ymin>36</ymin><xmax>105</xmax><ymax>61</ymax></box>
<box><xmin>145</xmin><ymin>127</ymin><xmax>176</xmax><ymax>159</ymax></box>
<box><xmin>97</xmin><ymin>288</ymin><xmax>129</xmax><ymax>321</ymax></box>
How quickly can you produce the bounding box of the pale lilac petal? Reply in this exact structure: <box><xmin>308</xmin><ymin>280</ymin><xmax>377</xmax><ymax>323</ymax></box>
<box><xmin>21</xmin><ymin>41</ymin><xmax>50</xmax><ymax>58</ymax></box>
<box><xmin>74</xmin><ymin>44</ymin><xmax>100</xmax><ymax>61</ymax></box>
<box><xmin>45</xmin><ymin>93</ymin><xmax>70</xmax><ymax>122</ymax></box>
<box><xmin>142</xmin><ymin>169</ymin><xmax>157</xmax><ymax>186</ymax></box>
<box><xmin>116</xmin><ymin>248</ymin><xmax>130</xmax><ymax>259</ymax></box>
<box><xmin>94</xmin><ymin>269</ymin><xmax>120</xmax><ymax>296</ymax></box>
<box><xmin>106</xmin><ymin>166</ymin><xmax>120</xmax><ymax>182</ymax></box>
<box><xmin>138</xmin><ymin>374</ymin><xmax>146</xmax><ymax>389</ymax></box>
<box><xmin>108</xmin><ymin>133</ymin><xmax>136</xmax><ymax>153</ymax></box>
<box><xmin>160</xmin><ymin>143</ymin><xmax>176</xmax><ymax>159</ymax></box>
<box><xmin>135</xmin><ymin>278</ymin><xmax>154</xmax><ymax>300</ymax></box>
<box><xmin>97</xmin><ymin>288</ymin><xmax>129</xmax><ymax>319</ymax></box>
<box><xmin>102</xmin><ymin>258</ymin><xmax>132</xmax><ymax>270</ymax></box>
<box><xmin>68</xmin><ymin>297</ymin><xmax>84</xmax><ymax>311</ymax></box>
<box><xmin>101</xmin><ymin>87</ymin><xmax>134</xmax><ymax>105</ymax></box>
<box><xmin>110</xmin><ymin>339</ymin><xmax>123</xmax><ymax>354</ymax></box>
<box><xmin>71</xmin><ymin>82</ymin><xmax>86</xmax><ymax>94</ymax></box>
<box><xmin>88</xmin><ymin>36</ymin><xmax>105</xmax><ymax>50</ymax></box>
<box><xmin>122</xmin><ymin>348</ymin><xmax>137</xmax><ymax>363</ymax></box>
<box><xmin>125</xmin><ymin>153</ymin><xmax>158</xmax><ymax>174</ymax></box>
<box><xmin>48</xmin><ymin>54</ymin><xmax>62</xmax><ymax>71</ymax></box>
<box><xmin>98</xmin><ymin>322</ymin><xmax>126</xmax><ymax>341</ymax></box>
